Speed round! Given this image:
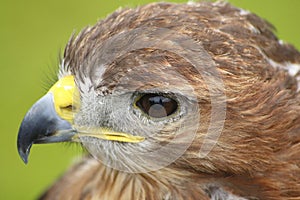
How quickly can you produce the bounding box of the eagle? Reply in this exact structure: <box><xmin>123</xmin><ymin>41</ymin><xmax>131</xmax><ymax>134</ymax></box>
<box><xmin>17</xmin><ymin>1</ymin><xmax>300</xmax><ymax>200</ymax></box>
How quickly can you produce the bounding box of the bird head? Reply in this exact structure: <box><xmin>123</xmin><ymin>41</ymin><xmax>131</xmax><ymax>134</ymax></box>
<box><xmin>17</xmin><ymin>25</ymin><xmax>221</xmax><ymax>173</ymax></box>
<box><xmin>17</xmin><ymin>2</ymin><xmax>300</xmax><ymax>179</ymax></box>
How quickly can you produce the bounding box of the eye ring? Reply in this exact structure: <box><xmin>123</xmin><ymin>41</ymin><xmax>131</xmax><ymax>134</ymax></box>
<box><xmin>134</xmin><ymin>94</ymin><xmax>178</xmax><ymax>118</ymax></box>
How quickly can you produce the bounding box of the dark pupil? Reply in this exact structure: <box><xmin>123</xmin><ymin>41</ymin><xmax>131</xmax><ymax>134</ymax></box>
<box><xmin>136</xmin><ymin>94</ymin><xmax>178</xmax><ymax>118</ymax></box>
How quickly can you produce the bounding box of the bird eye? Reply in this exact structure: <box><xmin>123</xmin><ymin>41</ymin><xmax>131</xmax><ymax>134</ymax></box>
<box><xmin>135</xmin><ymin>94</ymin><xmax>178</xmax><ymax>118</ymax></box>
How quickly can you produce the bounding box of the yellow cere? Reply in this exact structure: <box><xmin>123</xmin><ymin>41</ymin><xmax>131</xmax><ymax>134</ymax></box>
<box><xmin>49</xmin><ymin>75</ymin><xmax>79</xmax><ymax>122</ymax></box>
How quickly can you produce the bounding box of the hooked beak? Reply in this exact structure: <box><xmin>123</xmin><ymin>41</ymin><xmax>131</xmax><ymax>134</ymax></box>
<box><xmin>17</xmin><ymin>92</ymin><xmax>75</xmax><ymax>164</ymax></box>
<box><xmin>17</xmin><ymin>75</ymin><xmax>77</xmax><ymax>164</ymax></box>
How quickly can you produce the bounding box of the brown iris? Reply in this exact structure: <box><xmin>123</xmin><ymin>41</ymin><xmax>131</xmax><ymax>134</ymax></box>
<box><xmin>136</xmin><ymin>94</ymin><xmax>178</xmax><ymax>118</ymax></box>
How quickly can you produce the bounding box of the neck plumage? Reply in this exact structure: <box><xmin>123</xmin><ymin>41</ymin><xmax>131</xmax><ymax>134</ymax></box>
<box><xmin>39</xmin><ymin>156</ymin><xmax>257</xmax><ymax>200</ymax></box>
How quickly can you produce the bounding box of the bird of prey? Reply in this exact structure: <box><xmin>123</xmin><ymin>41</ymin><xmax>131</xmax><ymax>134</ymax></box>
<box><xmin>17</xmin><ymin>1</ymin><xmax>300</xmax><ymax>200</ymax></box>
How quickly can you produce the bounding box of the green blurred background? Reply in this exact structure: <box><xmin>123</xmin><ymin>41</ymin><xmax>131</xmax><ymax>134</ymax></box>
<box><xmin>1</xmin><ymin>0</ymin><xmax>300</xmax><ymax>199</ymax></box>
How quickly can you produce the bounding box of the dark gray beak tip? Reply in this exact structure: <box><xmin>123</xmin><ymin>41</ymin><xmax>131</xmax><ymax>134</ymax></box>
<box><xmin>17</xmin><ymin>124</ymin><xmax>32</xmax><ymax>164</ymax></box>
<box><xmin>17</xmin><ymin>114</ymin><xmax>35</xmax><ymax>164</ymax></box>
<box><xmin>18</xmin><ymin>147</ymin><xmax>29</xmax><ymax>164</ymax></box>
<box><xmin>17</xmin><ymin>127</ymin><xmax>32</xmax><ymax>164</ymax></box>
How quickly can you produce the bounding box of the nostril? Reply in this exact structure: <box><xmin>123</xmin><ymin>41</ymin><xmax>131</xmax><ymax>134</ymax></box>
<box><xmin>61</xmin><ymin>105</ymin><xmax>75</xmax><ymax>111</ymax></box>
